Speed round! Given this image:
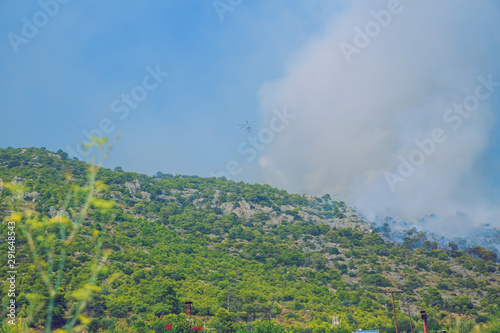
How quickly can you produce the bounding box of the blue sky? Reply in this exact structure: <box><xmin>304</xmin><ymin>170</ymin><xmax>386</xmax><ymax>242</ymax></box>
<box><xmin>1</xmin><ymin>1</ymin><xmax>500</xmax><ymax>228</ymax></box>
<box><xmin>0</xmin><ymin>1</ymin><xmax>338</xmax><ymax>178</ymax></box>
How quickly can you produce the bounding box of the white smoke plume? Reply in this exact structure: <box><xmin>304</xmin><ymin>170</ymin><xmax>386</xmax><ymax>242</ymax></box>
<box><xmin>258</xmin><ymin>0</ymin><xmax>500</xmax><ymax>232</ymax></box>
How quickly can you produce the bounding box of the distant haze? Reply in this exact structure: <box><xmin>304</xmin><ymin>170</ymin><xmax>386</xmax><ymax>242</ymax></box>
<box><xmin>258</xmin><ymin>0</ymin><xmax>500</xmax><ymax>233</ymax></box>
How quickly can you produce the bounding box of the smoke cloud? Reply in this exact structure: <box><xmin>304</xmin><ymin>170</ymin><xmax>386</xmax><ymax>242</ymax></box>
<box><xmin>258</xmin><ymin>0</ymin><xmax>500</xmax><ymax>231</ymax></box>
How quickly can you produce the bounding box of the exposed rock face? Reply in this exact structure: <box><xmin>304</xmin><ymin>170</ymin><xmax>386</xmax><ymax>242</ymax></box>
<box><xmin>193</xmin><ymin>198</ymin><xmax>205</xmax><ymax>209</ymax></box>
<box><xmin>124</xmin><ymin>180</ymin><xmax>141</xmax><ymax>196</ymax></box>
<box><xmin>110</xmin><ymin>192</ymin><xmax>123</xmax><ymax>201</ymax></box>
<box><xmin>232</xmin><ymin>200</ymin><xmax>253</xmax><ymax>219</ymax></box>
<box><xmin>48</xmin><ymin>153</ymin><xmax>61</xmax><ymax>159</ymax></box>
<box><xmin>157</xmin><ymin>195</ymin><xmax>178</xmax><ymax>202</ymax></box>
<box><xmin>12</xmin><ymin>176</ymin><xmax>23</xmax><ymax>185</ymax></box>
<box><xmin>48</xmin><ymin>206</ymin><xmax>69</xmax><ymax>218</ymax></box>
<box><xmin>220</xmin><ymin>202</ymin><xmax>234</xmax><ymax>215</ymax></box>
<box><xmin>211</xmin><ymin>190</ymin><xmax>220</xmax><ymax>207</ymax></box>
<box><xmin>24</xmin><ymin>191</ymin><xmax>39</xmax><ymax>202</ymax></box>
<box><xmin>140</xmin><ymin>191</ymin><xmax>151</xmax><ymax>202</ymax></box>
<box><xmin>49</xmin><ymin>206</ymin><xmax>57</xmax><ymax>218</ymax></box>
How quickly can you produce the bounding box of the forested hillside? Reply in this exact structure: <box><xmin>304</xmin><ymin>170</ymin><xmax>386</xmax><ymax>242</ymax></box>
<box><xmin>1</xmin><ymin>147</ymin><xmax>499</xmax><ymax>333</ymax></box>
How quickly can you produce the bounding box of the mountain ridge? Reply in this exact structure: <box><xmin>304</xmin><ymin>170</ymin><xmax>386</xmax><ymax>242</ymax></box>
<box><xmin>1</xmin><ymin>146</ymin><xmax>499</xmax><ymax>332</ymax></box>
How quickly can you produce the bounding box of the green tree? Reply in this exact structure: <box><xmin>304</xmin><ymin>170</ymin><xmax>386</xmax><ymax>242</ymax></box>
<box><xmin>423</xmin><ymin>287</ymin><xmax>444</xmax><ymax>308</ymax></box>
<box><xmin>455</xmin><ymin>318</ymin><xmax>475</xmax><ymax>333</ymax></box>
<box><xmin>212</xmin><ymin>308</ymin><xmax>236</xmax><ymax>333</ymax></box>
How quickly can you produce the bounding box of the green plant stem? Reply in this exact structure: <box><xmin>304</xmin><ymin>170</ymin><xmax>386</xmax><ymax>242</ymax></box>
<box><xmin>44</xmin><ymin>225</ymin><xmax>66</xmax><ymax>333</ymax></box>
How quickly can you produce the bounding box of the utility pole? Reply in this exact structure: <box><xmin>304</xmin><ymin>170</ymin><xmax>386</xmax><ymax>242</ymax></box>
<box><xmin>406</xmin><ymin>301</ymin><xmax>414</xmax><ymax>333</ymax></box>
<box><xmin>379</xmin><ymin>290</ymin><xmax>403</xmax><ymax>333</ymax></box>
<box><xmin>420</xmin><ymin>311</ymin><xmax>430</xmax><ymax>333</ymax></box>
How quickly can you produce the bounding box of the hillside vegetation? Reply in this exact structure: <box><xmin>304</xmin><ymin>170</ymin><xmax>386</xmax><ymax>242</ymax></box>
<box><xmin>0</xmin><ymin>147</ymin><xmax>499</xmax><ymax>333</ymax></box>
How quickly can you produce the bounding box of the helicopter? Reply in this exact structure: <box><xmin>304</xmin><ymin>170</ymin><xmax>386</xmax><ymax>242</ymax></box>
<box><xmin>238</xmin><ymin>120</ymin><xmax>253</xmax><ymax>134</ymax></box>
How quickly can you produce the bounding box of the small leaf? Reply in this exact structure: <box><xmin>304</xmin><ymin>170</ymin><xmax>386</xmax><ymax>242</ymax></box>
<box><xmin>78</xmin><ymin>315</ymin><xmax>91</xmax><ymax>325</ymax></box>
<box><xmin>92</xmin><ymin>198</ymin><xmax>113</xmax><ymax>209</ymax></box>
<box><xmin>5</xmin><ymin>212</ymin><xmax>22</xmax><ymax>222</ymax></box>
